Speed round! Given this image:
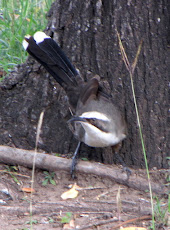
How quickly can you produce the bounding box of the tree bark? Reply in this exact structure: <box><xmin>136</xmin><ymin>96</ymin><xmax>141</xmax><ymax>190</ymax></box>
<box><xmin>0</xmin><ymin>0</ymin><xmax>169</xmax><ymax>169</ymax></box>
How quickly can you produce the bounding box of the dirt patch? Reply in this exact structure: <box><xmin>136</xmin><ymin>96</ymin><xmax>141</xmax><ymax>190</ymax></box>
<box><xmin>0</xmin><ymin>163</ymin><xmax>169</xmax><ymax>230</ymax></box>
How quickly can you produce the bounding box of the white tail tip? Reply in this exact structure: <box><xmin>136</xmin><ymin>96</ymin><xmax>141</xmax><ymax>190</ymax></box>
<box><xmin>33</xmin><ymin>31</ymin><xmax>50</xmax><ymax>44</ymax></box>
<box><xmin>22</xmin><ymin>35</ymin><xmax>31</xmax><ymax>50</ymax></box>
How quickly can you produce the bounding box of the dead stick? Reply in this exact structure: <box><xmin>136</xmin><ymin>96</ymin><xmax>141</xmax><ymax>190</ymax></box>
<box><xmin>0</xmin><ymin>201</ymin><xmax>151</xmax><ymax>216</ymax></box>
<box><xmin>78</xmin><ymin>215</ymin><xmax>152</xmax><ymax>230</ymax></box>
<box><xmin>0</xmin><ymin>169</ymin><xmax>30</xmax><ymax>178</ymax></box>
<box><xmin>111</xmin><ymin>215</ymin><xmax>152</xmax><ymax>229</ymax></box>
<box><xmin>77</xmin><ymin>218</ymin><xmax>119</xmax><ymax>230</ymax></box>
<box><xmin>0</xmin><ymin>145</ymin><xmax>167</xmax><ymax>195</ymax></box>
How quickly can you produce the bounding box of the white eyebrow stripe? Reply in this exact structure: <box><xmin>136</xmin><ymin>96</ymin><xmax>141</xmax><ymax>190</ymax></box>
<box><xmin>80</xmin><ymin>111</ymin><xmax>110</xmax><ymax>121</ymax></box>
<box><xmin>33</xmin><ymin>31</ymin><xmax>50</xmax><ymax>44</ymax></box>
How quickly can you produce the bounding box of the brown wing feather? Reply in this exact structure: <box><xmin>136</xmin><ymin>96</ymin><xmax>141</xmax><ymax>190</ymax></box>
<box><xmin>79</xmin><ymin>78</ymin><xmax>99</xmax><ymax>105</ymax></box>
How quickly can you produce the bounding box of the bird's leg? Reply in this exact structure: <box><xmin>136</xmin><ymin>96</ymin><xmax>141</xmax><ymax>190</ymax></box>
<box><xmin>112</xmin><ymin>144</ymin><xmax>131</xmax><ymax>179</ymax></box>
<box><xmin>71</xmin><ymin>141</ymin><xmax>81</xmax><ymax>179</ymax></box>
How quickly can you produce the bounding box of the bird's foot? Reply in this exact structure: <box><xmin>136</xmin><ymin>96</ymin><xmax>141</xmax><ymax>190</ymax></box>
<box><xmin>122</xmin><ymin>166</ymin><xmax>131</xmax><ymax>180</ymax></box>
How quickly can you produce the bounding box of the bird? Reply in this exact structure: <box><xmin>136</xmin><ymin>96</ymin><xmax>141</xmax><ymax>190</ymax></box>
<box><xmin>22</xmin><ymin>31</ymin><xmax>128</xmax><ymax>178</ymax></box>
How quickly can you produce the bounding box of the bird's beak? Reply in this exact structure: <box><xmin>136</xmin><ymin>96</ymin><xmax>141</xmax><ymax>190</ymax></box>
<box><xmin>67</xmin><ymin>116</ymin><xmax>87</xmax><ymax>124</ymax></box>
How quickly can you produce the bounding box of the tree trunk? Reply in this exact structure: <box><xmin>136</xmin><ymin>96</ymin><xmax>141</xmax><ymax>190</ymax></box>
<box><xmin>0</xmin><ymin>0</ymin><xmax>169</xmax><ymax>169</ymax></box>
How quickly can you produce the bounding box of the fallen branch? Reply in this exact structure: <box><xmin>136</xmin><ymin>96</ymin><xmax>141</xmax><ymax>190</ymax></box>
<box><xmin>0</xmin><ymin>145</ymin><xmax>167</xmax><ymax>195</ymax></box>
<box><xmin>0</xmin><ymin>200</ymin><xmax>151</xmax><ymax>216</ymax></box>
<box><xmin>78</xmin><ymin>215</ymin><xmax>152</xmax><ymax>230</ymax></box>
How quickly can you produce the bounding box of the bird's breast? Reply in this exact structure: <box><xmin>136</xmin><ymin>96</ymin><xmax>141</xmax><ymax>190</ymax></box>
<box><xmin>81</xmin><ymin>122</ymin><xmax>125</xmax><ymax>147</ymax></box>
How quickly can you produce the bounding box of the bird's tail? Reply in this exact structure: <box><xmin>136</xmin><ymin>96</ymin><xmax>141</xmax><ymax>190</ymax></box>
<box><xmin>22</xmin><ymin>31</ymin><xmax>78</xmax><ymax>88</ymax></box>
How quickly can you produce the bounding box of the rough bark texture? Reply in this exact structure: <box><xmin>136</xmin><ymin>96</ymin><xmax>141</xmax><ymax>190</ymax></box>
<box><xmin>0</xmin><ymin>0</ymin><xmax>169</xmax><ymax>168</ymax></box>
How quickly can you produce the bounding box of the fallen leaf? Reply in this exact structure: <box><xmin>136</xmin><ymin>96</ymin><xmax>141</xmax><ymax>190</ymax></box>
<box><xmin>73</xmin><ymin>184</ymin><xmax>82</xmax><ymax>190</ymax></box>
<box><xmin>63</xmin><ymin>219</ymin><xmax>75</xmax><ymax>229</ymax></box>
<box><xmin>61</xmin><ymin>184</ymin><xmax>79</xmax><ymax>200</ymax></box>
<box><xmin>22</xmin><ymin>187</ymin><xmax>35</xmax><ymax>193</ymax></box>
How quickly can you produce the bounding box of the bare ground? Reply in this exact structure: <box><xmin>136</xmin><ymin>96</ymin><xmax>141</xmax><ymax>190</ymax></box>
<box><xmin>0</xmin><ymin>158</ymin><xmax>169</xmax><ymax>230</ymax></box>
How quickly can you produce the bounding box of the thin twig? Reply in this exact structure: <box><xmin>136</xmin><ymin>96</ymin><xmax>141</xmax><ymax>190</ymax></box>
<box><xmin>0</xmin><ymin>170</ymin><xmax>30</xmax><ymax>178</ymax></box>
<box><xmin>30</xmin><ymin>110</ymin><xmax>45</xmax><ymax>229</ymax></box>
<box><xmin>110</xmin><ymin>215</ymin><xmax>152</xmax><ymax>229</ymax></box>
<box><xmin>77</xmin><ymin>215</ymin><xmax>152</xmax><ymax>230</ymax></box>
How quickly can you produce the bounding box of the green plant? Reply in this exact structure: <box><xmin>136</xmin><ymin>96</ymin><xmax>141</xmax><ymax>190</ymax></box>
<box><xmin>153</xmin><ymin>196</ymin><xmax>169</xmax><ymax>227</ymax></box>
<box><xmin>48</xmin><ymin>217</ymin><xmax>54</xmax><ymax>223</ymax></box>
<box><xmin>25</xmin><ymin>219</ymin><xmax>38</xmax><ymax>225</ymax></box>
<box><xmin>42</xmin><ymin>171</ymin><xmax>56</xmax><ymax>186</ymax></box>
<box><xmin>5</xmin><ymin>165</ymin><xmax>21</xmax><ymax>185</ymax></box>
<box><xmin>16</xmin><ymin>228</ymin><xmax>29</xmax><ymax>230</ymax></box>
<box><xmin>61</xmin><ymin>212</ymin><xmax>72</xmax><ymax>224</ymax></box>
<box><xmin>166</xmin><ymin>157</ymin><xmax>170</xmax><ymax>185</ymax></box>
<box><xmin>81</xmin><ymin>157</ymin><xmax>88</xmax><ymax>161</ymax></box>
<box><xmin>0</xmin><ymin>0</ymin><xmax>53</xmax><ymax>75</ymax></box>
